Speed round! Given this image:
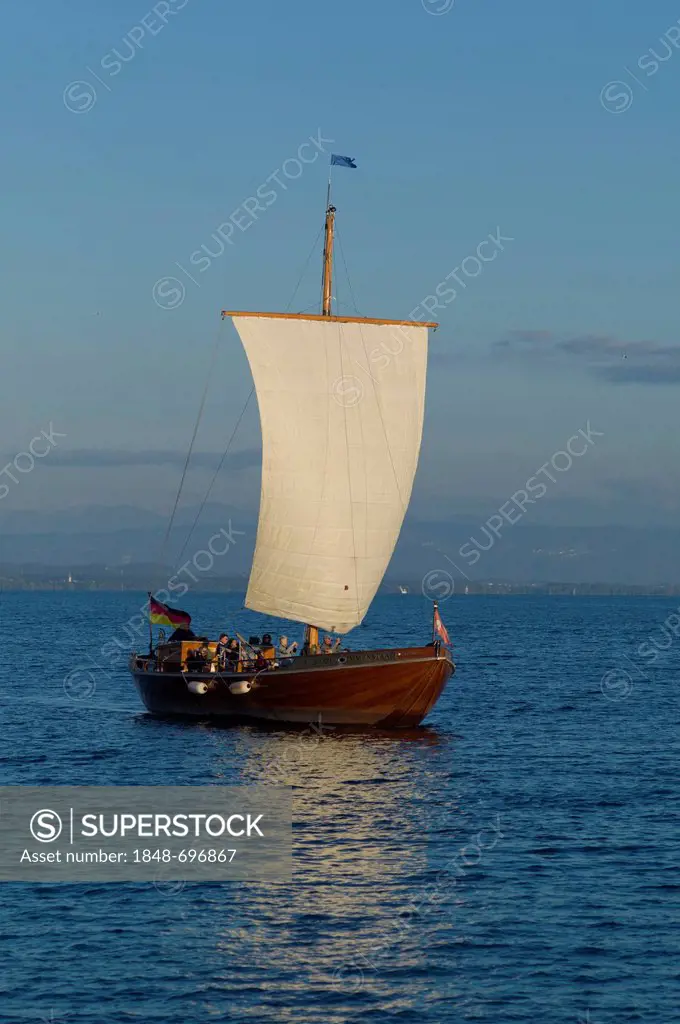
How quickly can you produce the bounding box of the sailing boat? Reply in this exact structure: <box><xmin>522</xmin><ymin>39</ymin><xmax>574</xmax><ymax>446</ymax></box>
<box><xmin>129</xmin><ymin>159</ymin><xmax>454</xmax><ymax>727</ymax></box>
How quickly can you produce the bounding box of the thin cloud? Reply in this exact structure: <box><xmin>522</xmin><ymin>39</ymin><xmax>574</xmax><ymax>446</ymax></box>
<box><xmin>494</xmin><ymin>331</ymin><xmax>680</xmax><ymax>384</ymax></box>
<box><xmin>41</xmin><ymin>449</ymin><xmax>261</xmax><ymax>470</ymax></box>
<box><xmin>493</xmin><ymin>329</ymin><xmax>554</xmax><ymax>349</ymax></box>
<box><xmin>597</xmin><ymin>362</ymin><xmax>680</xmax><ymax>384</ymax></box>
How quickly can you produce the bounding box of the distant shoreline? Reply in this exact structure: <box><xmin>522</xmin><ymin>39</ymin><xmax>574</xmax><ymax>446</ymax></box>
<box><xmin>2</xmin><ymin>581</ymin><xmax>680</xmax><ymax>597</ymax></box>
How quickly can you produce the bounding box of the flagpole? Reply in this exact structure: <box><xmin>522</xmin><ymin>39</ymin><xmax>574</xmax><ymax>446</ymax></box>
<box><xmin>147</xmin><ymin>592</ymin><xmax>153</xmax><ymax>656</ymax></box>
<box><xmin>432</xmin><ymin>601</ymin><xmax>438</xmax><ymax>646</ymax></box>
<box><xmin>321</xmin><ymin>160</ymin><xmax>336</xmax><ymax>317</ymax></box>
<box><xmin>323</xmin><ymin>161</ymin><xmax>333</xmax><ymax>311</ymax></box>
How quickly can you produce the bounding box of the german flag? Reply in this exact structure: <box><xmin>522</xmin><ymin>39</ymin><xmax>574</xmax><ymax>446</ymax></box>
<box><xmin>148</xmin><ymin>594</ymin><xmax>191</xmax><ymax>628</ymax></box>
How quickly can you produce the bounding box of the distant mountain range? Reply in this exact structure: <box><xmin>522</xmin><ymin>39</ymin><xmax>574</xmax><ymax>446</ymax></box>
<box><xmin>0</xmin><ymin>503</ymin><xmax>253</xmax><ymax>573</ymax></box>
<box><xmin>0</xmin><ymin>503</ymin><xmax>679</xmax><ymax>585</ymax></box>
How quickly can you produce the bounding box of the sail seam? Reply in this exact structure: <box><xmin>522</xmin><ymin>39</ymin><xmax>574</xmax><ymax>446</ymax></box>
<box><xmin>338</xmin><ymin>322</ymin><xmax>362</xmax><ymax>625</ymax></box>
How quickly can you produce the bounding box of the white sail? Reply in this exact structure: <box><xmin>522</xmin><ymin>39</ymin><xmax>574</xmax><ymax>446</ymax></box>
<box><xmin>232</xmin><ymin>314</ymin><xmax>428</xmax><ymax>633</ymax></box>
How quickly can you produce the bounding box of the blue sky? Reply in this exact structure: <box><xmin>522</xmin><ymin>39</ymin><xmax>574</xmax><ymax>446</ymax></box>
<box><xmin>2</xmin><ymin>0</ymin><xmax>679</xmax><ymax>527</ymax></box>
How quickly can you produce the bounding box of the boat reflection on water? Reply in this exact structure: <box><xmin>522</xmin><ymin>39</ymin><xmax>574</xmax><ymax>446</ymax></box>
<box><xmin>208</xmin><ymin>720</ymin><xmax>447</xmax><ymax>744</ymax></box>
<box><xmin>178</xmin><ymin>723</ymin><xmax>473</xmax><ymax>1022</ymax></box>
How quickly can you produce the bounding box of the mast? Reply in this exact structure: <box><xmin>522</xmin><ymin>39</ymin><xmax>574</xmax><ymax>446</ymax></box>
<box><xmin>322</xmin><ymin>197</ymin><xmax>336</xmax><ymax>316</ymax></box>
<box><xmin>305</xmin><ymin>178</ymin><xmax>336</xmax><ymax>652</ymax></box>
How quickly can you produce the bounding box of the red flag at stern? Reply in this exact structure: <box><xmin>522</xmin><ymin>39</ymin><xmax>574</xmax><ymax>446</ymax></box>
<box><xmin>433</xmin><ymin>602</ymin><xmax>451</xmax><ymax>646</ymax></box>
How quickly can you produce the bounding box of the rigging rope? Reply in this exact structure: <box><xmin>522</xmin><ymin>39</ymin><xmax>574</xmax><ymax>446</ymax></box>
<box><xmin>156</xmin><ymin>329</ymin><xmax>221</xmax><ymax>586</ymax></box>
<box><xmin>174</xmin><ymin>387</ymin><xmax>254</xmax><ymax>566</ymax></box>
<box><xmin>286</xmin><ymin>224</ymin><xmax>324</xmax><ymax>313</ymax></box>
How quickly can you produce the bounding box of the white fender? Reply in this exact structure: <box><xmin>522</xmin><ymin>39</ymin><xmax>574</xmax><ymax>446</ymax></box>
<box><xmin>187</xmin><ymin>680</ymin><xmax>209</xmax><ymax>695</ymax></box>
<box><xmin>229</xmin><ymin>680</ymin><xmax>253</xmax><ymax>695</ymax></box>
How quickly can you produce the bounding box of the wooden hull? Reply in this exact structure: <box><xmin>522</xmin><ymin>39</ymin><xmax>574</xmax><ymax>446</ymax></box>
<box><xmin>129</xmin><ymin>646</ymin><xmax>454</xmax><ymax>728</ymax></box>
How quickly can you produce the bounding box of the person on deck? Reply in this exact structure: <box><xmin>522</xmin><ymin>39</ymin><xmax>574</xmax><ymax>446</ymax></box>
<box><xmin>168</xmin><ymin>624</ymin><xmax>197</xmax><ymax>643</ymax></box>
<box><xmin>216</xmin><ymin>633</ymin><xmax>230</xmax><ymax>668</ymax></box>
<box><xmin>321</xmin><ymin>635</ymin><xmax>341</xmax><ymax>654</ymax></box>
<box><xmin>185</xmin><ymin>647</ymin><xmax>207</xmax><ymax>672</ymax></box>
<box><xmin>259</xmin><ymin>634</ymin><xmax>277</xmax><ymax>663</ymax></box>
<box><xmin>278</xmin><ymin>636</ymin><xmax>298</xmax><ymax>658</ymax></box>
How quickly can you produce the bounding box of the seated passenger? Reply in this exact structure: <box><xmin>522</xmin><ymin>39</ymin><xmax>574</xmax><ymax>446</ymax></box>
<box><xmin>260</xmin><ymin>633</ymin><xmax>276</xmax><ymax>660</ymax></box>
<box><xmin>321</xmin><ymin>635</ymin><xmax>341</xmax><ymax>654</ymax></box>
<box><xmin>185</xmin><ymin>648</ymin><xmax>206</xmax><ymax>672</ymax></box>
<box><xmin>278</xmin><ymin>636</ymin><xmax>299</xmax><ymax>658</ymax></box>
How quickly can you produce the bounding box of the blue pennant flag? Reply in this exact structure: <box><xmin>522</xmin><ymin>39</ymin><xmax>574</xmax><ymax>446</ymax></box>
<box><xmin>331</xmin><ymin>154</ymin><xmax>357</xmax><ymax>169</ymax></box>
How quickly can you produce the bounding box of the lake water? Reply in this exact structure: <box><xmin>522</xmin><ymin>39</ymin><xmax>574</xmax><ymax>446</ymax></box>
<box><xmin>1</xmin><ymin>592</ymin><xmax>678</xmax><ymax>1023</ymax></box>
